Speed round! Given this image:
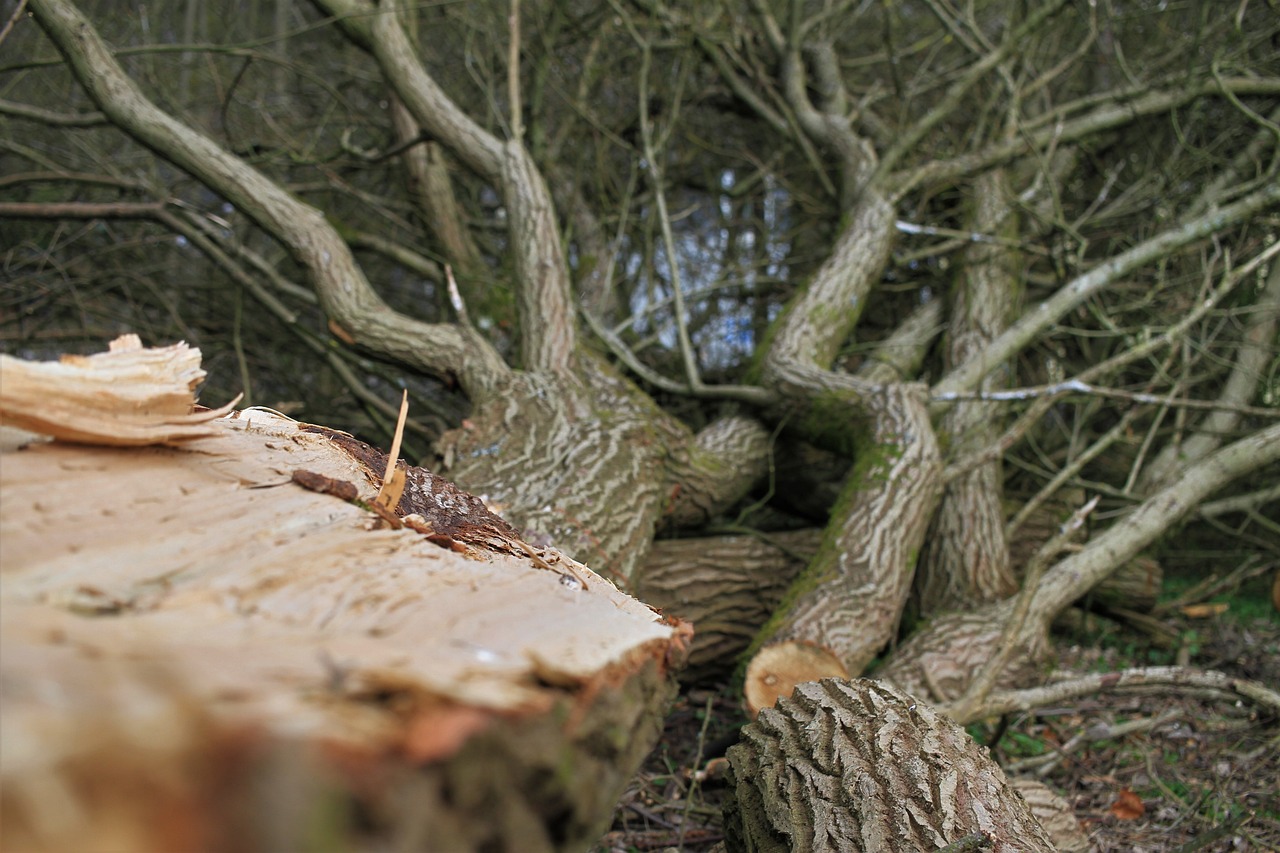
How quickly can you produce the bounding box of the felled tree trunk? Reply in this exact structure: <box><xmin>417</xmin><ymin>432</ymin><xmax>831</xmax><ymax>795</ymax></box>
<box><xmin>722</xmin><ymin>678</ymin><xmax>1059</xmax><ymax>853</ymax></box>
<box><xmin>636</xmin><ymin>530</ymin><xmax>820</xmax><ymax>681</ymax></box>
<box><xmin>0</xmin><ymin>341</ymin><xmax>689</xmax><ymax>853</ymax></box>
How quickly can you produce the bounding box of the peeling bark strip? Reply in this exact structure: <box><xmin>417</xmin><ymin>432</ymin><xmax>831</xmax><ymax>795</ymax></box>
<box><xmin>723</xmin><ymin>679</ymin><xmax>1056</xmax><ymax>853</ymax></box>
<box><xmin>291</xmin><ymin>468</ymin><xmax>360</xmax><ymax>502</ymax></box>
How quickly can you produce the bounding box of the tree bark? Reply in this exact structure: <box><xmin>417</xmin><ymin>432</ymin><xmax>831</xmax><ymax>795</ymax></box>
<box><xmin>755</xmin><ymin>383</ymin><xmax>941</xmax><ymax>674</ymax></box>
<box><xmin>879</xmin><ymin>419</ymin><xmax>1280</xmax><ymax>702</ymax></box>
<box><xmin>389</xmin><ymin>96</ymin><xmax>483</xmax><ymax>277</ymax></box>
<box><xmin>723</xmin><ymin>678</ymin><xmax>1057</xmax><ymax>853</ymax></box>
<box><xmin>636</xmin><ymin>530</ymin><xmax>819</xmax><ymax>681</ymax></box>
<box><xmin>914</xmin><ymin>169</ymin><xmax>1020</xmax><ymax>615</ymax></box>
<box><xmin>434</xmin><ymin>358</ymin><xmax>688</xmax><ymax>584</ymax></box>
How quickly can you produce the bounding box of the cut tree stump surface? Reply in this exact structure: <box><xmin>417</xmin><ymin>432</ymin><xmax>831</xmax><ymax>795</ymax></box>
<box><xmin>0</xmin><ymin>405</ymin><xmax>688</xmax><ymax>852</ymax></box>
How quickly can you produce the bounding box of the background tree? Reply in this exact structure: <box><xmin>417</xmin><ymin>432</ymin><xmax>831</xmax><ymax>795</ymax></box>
<box><xmin>3</xmin><ymin>0</ymin><xmax>1278</xmax><ymax>712</ymax></box>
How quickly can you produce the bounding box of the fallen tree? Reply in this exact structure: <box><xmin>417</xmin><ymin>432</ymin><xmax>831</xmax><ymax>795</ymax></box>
<box><xmin>0</xmin><ymin>339</ymin><xmax>689</xmax><ymax>853</ymax></box>
<box><xmin>723</xmin><ymin>678</ymin><xmax>1068</xmax><ymax>853</ymax></box>
<box><xmin>5</xmin><ymin>9</ymin><xmax>1279</xmax><ymax>850</ymax></box>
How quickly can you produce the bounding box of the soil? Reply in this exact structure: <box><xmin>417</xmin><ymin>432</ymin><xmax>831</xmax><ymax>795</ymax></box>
<box><xmin>594</xmin><ymin>609</ymin><xmax>1280</xmax><ymax>852</ymax></box>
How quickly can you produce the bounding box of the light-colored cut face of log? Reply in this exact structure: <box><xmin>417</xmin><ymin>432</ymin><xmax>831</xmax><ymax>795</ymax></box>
<box><xmin>744</xmin><ymin>641</ymin><xmax>848</xmax><ymax>717</ymax></box>
<box><xmin>1</xmin><ymin>408</ymin><xmax>676</xmax><ymax>739</ymax></box>
<box><xmin>0</xmin><ymin>340</ymin><xmax>688</xmax><ymax>851</ymax></box>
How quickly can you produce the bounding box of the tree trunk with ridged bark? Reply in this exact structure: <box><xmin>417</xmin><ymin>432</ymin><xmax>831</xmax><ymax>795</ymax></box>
<box><xmin>723</xmin><ymin>678</ymin><xmax>1057</xmax><ymax>853</ymax></box>
<box><xmin>635</xmin><ymin>530</ymin><xmax>819</xmax><ymax>681</ymax></box>
<box><xmin>913</xmin><ymin>169</ymin><xmax>1020</xmax><ymax>616</ymax></box>
<box><xmin>744</xmin><ymin>382</ymin><xmax>942</xmax><ymax>712</ymax></box>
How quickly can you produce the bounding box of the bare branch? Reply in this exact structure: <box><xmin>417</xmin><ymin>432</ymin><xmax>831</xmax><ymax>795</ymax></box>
<box><xmin>1139</xmin><ymin>252</ymin><xmax>1280</xmax><ymax>490</ymax></box>
<box><xmin>931</xmin><ymin>181</ymin><xmax>1280</xmax><ymax>408</ymax></box>
<box><xmin>971</xmin><ymin>666</ymin><xmax>1280</xmax><ymax>722</ymax></box>
<box><xmin>28</xmin><ymin>0</ymin><xmax>510</xmax><ymax>396</ymax></box>
<box><xmin>0</xmin><ymin>97</ymin><xmax>107</xmax><ymax>127</ymax></box>
<box><xmin>895</xmin><ymin>77</ymin><xmax>1280</xmax><ymax>196</ymax></box>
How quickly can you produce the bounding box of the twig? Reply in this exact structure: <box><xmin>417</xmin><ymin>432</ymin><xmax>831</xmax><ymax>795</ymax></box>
<box><xmin>445</xmin><ymin>265</ymin><xmax>474</xmax><ymax>329</ymax></box>
<box><xmin>1152</xmin><ymin>558</ymin><xmax>1274</xmax><ymax>616</ymax></box>
<box><xmin>942</xmin><ymin>239</ymin><xmax>1275</xmax><ymax>481</ymax></box>
<box><xmin>636</xmin><ymin>39</ymin><xmax>701</xmax><ymax>393</ymax></box>
<box><xmin>969</xmin><ymin>666</ymin><xmax>1280</xmax><ymax>722</ymax></box>
<box><xmin>678</xmin><ymin>694</ymin><xmax>716</xmax><ymax>850</ymax></box>
<box><xmin>507</xmin><ymin>0</ymin><xmax>522</xmax><ymax>141</ymax></box>
<box><xmin>1006</xmin><ymin>709</ymin><xmax>1180</xmax><ymax>776</ymax></box>
<box><xmin>1168</xmin><ymin>811</ymin><xmax>1254</xmax><ymax>853</ymax></box>
<box><xmin>0</xmin><ymin>0</ymin><xmax>29</xmax><ymax>47</ymax></box>
<box><xmin>932</xmin><ymin>378</ymin><xmax>1280</xmax><ymax>417</ymax></box>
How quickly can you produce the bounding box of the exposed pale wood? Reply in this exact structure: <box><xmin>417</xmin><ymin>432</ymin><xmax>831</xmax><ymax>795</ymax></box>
<box><xmin>0</xmin><ymin>349</ymin><xmax>688</xmax><ymax>851</ymax></box>
<box><xmin>0</xmin><ymin>334</ymin><xmax>235</xmax><ymax>444</ymax></box>
<box><xmin>743</xmin><ymin>643</ymin><xmax>847</xmax><ymax>718</ymax></box>
<box><xmin>723</xmin><ymin>678</ymin><xmax>1057</xmax><ymax>853</ymax></box>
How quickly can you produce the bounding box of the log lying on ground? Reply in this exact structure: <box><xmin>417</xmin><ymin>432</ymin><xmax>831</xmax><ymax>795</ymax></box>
<box><xmin>723</xmin><ymin>678</ymin><xmax>1062</xmax><ymax>853</ymax></box>
<box><xmin>636</xmin><ymin>530</ymin><xmax>819</xmax><ymax>682</ymax></box>
<box><xmin>0</xmin><ymin>340</ymin><xmax>688</xmax><ymax>853</ymax></box>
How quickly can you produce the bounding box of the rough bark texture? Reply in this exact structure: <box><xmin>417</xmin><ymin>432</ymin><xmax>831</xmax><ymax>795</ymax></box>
<box><xmin>435</xmin><ymin>356</ymin><xmax>691</xmax><ymax>586</ymax></box>
<box><xmin>754</xmin><ymin>382</ymin><xmax>942</xmax><ymax>677</ymax></box>
<box><xmin>1009</xmin><ymin>780</ymin><xmax>1091</xmax><ymax>853</ymax></box>
<box><xmin>722</xmin><ymin>678</ymin><xmax>1057</xmax><ymax>853</ymax></box>
<box><xmin>661</xmin><ymin>416</ymin><xmax>773</xmax><ymax>531</ymax></box>
<box><xmin>636</xmin><ymin>530</ymin><xmax>819</xmax><ymax>680</ymax></box>
<box><xmin>881</xmin><ymin>419</ymin><xmax>1280</xmax><ymax>699</ymax></box>
<box><xmin>914</xmin><ymin>170</ymin><xmax>1019</xmax><ymax>615</ymax></box>
<box><xmin>0</xmin><ymin>344</ymin><xmax>689</xmax><ymax>853</ymax></box>
<box><xmin>877</xmin><ymin>601</ymin><xmax>1043</xmax><ymax>703</ymax></box>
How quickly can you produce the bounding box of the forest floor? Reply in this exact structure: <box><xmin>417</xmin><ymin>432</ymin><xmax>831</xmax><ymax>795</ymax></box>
<box><xmin>595</xmin><ymin>584</ymin><xmax>1280</xmax><ymax>852</ymax></box>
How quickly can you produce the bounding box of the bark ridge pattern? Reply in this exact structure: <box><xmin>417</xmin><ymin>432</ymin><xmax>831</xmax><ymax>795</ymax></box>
<box><xmin>724</xmin><ymin>678</ymin><xmax>1055</xmax><ymax>853</ymax></box>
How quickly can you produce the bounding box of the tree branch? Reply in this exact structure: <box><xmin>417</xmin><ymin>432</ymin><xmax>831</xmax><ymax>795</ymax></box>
<box><xmin>930</xmin><ymin>180</ymin><xmax>1280</xmax><ymax>409</ymax></box>
<box><xmin>894</xmin><ymin>77</ymin><xmax>1280</xmax><ymax>196</ymax></box>
<box><xmin>315</xmin><ymin>0</ymin><xmax>577</xmax><ymax>375</ymax></box>
<box><xmin>28</xmin><ymin>0</ymin><xmax>510</xmax><ymax>397</ymax></box>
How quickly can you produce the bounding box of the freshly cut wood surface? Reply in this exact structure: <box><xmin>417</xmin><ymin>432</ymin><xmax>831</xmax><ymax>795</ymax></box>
<box><xmin>1</xmin><ymin>351</ymin><xmax>687</xmax><ymax>852</ymax></box>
